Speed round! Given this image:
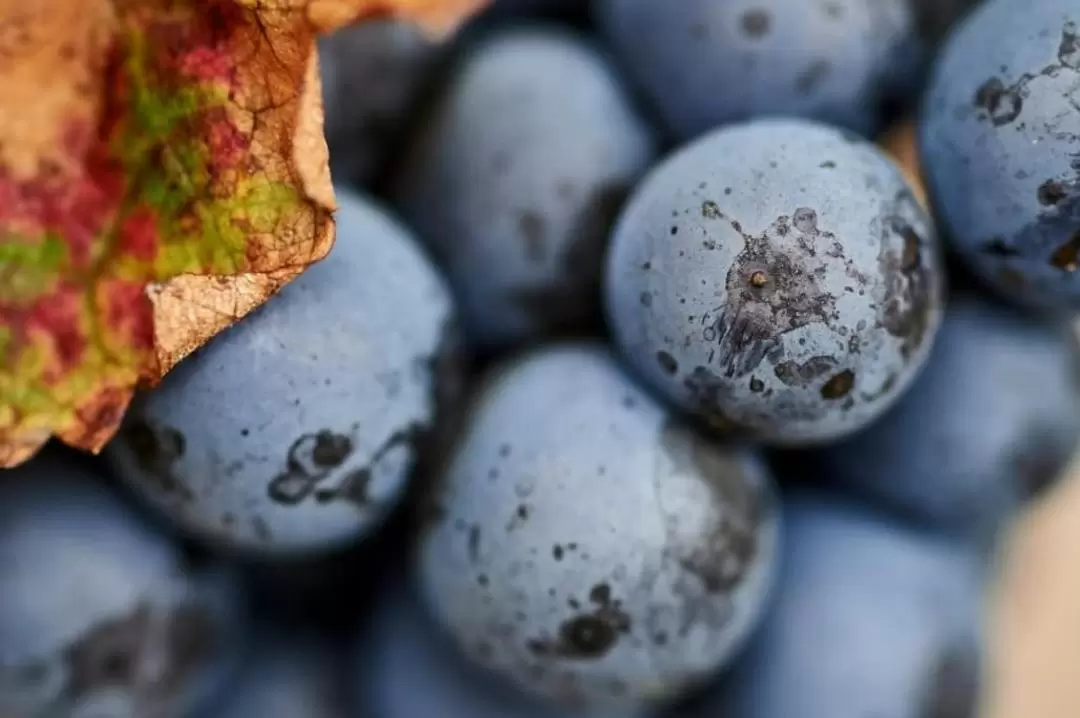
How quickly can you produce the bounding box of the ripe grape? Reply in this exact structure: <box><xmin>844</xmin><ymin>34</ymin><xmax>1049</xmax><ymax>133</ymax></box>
<box><xmin>198</xmin><ymin>629</ymin><xmax>344</xmax><ymax>718</ymax></box>
<box><xmin>390</xmin><ymin>26</ymin><xmax>656</xmax><ymax>350</ymax></box>
<box><xmin>687</xmin><ymin>493</ymin><xmax>982</xmax><ymax>718</ymax></box>
<box><xmin>355</xmin><ymin>576</ymin><xmax>644</xmax><ymax>718</ymax></box>
<box><xmin>604</xmin><ymin>118</ymin><xmax>944</xmax><ymax>445</ymax></box>
<box><xmin>106</xmin><ymin>189</ymin><xmax>462</xmax><ymax>557</ymax></box>
<box><xmin>811</xmin><ymin>293</ymin><xmax>1080</xmax><ymax>539</ymax></box>
<box><xmin>595</xmin><ymin>0</ymin><xmax>921</xmax><ymax>140</ymax></box>
<box><xmin>919</xmin><ymin>0</ymin><xmax>1080</xmax><ymax>310</ymax></box>
<box><xmin>0</xmin><ymin>454</ymin><xmax>245</xmax><ymax>718</ymax></box>
<box><xmin>416</xmin><ymin>344</ymin><xmax>779</xmax><ymax>710</ymax></box>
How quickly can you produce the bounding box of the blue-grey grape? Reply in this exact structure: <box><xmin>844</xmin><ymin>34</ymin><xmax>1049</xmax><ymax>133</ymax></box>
<box><xmin>197</xmin><ymin>629</ymin><xmax>344</xmax><ymax>718</ymax></box>
<box><xmin>594</xmin><ymin>0</ymin><xmax>921</xmax><ymax>140</ymax></box>
<box><xmin>919</xmin><ymin>0</ymin><xmax>1080</xmax><ymax>311</ymax></box>
<box><xmin>604</xmin><ymin>118</ymin><xmax>944</xmax><ymax>446</ymax></box>
<box><xmin>810</xmin><ymin>293</ymin><xmax>1080</xmax><ymax>539</ymax></box>
<box><xmin>416</xmin><ymin>344</ymin><xmax>780</xmax><ymax>710</ymax></box>
<box><xmin>0</xmin><ymin>453</ymin><xmax>245</xmax><ymax>718</ymax></box>
<box><xmin>687</xmin><ymin>493</ymin><xmax>983</xmax><ymax>718</ymax></box>
<box><xmin>106</xmin><ymin>188</ymin><xmax>462</xmax><ymax>557</ymax></box>
<box><xmin>355</xmin><ymin>576</ymin><xmax>645</xmax><ymax>718</ymax></box>
<box><xmin>390</xmin><ymin>26</ymin><xmax>657</xmax><ymax>350</ymax></box>
<box><xmin>320</xmin><ymin>20</ymin><xmax>437</xmax><ymax>187</ymax></box>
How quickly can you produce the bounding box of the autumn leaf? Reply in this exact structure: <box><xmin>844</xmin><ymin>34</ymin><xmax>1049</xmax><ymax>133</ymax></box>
<box><xmin>0</xmin><ymin>0</ymin><xmax>485</xmax><ymax>468</ymax></box>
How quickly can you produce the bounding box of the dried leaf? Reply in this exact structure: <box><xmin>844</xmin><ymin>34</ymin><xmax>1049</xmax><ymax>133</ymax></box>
<box><xmin>0</xmin><ymin>0</ymin><xmax>484</xmax><ymax>468</ymax></box>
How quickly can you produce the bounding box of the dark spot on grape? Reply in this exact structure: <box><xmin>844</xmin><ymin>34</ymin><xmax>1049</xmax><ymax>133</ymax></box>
<box><xmin>879</xmin><ymin>194</ymin><xmax>936</xmax><ymax>360</ymax></box>
<box><xmin>795</xmin><ymin>59</ymin><xmax>830</xmax><ymax>94</ymax></box>
<box><xmin>921</xmin><ymin>643</ymin><xmax>979</xmax><ymax>718</ymax></box>
<box><xmin>1037</xmin><ymin>179</ymin><xmax>1068</xmax><ymax>206</ymax></box>
<box><xmin>517</xmin><ymin>504</ymin><xmax>529</xmax><ymax>520</ymax></box>
<box><xmin>589</xmin><ymin>583</ymin><xmax>612</xmax><ymax>605</ymax></box>
<box><xmin>270</xmin><ymin>433</ymin><xmax>353</xmax><ymax>505</ymax></box>
<box><xmin>973</xmin><ymin>77</ymin><xmax>1023</xmax><ymax>125</ymax></box>
<box><xmin>981</xmin><ymin>237</ymin><xmax>1020</xmax><ymax>257</ymax></box>
<box><xmin>123</xmin><ymin>421</ymin><xmax>193</xmax><ymax>500</ymax></box>
<box><xmin>1050</xmin><ymin>231</ymin><xmax>1080</xmax><ymax>271</ymax></box>
<box><xmin>1059</xmin><ymin>21</ymin><xmax>1080</xmax><ymax>68</ymax></box>
<box><xmin>707</xmin><ymin>211</ymin><xmax>840</xmax><ymax>378</ymax></box>
<box><xmin>657</xmin><ymin>351</ymin><xmax>679</xmax><ymax>375</ymax></box>
<box><xmin>640</xmin><ymin>291</ymin><xmax>653</xmax><ymax>307</ymax></box>
<box><xmin>519</xmin><ymin>211</ymin><xmax>547</xmax><ymax>263</ymax></box>
<box><xmin>251</xmin><ymin>516</ymin><xmax>272</xmax><ymax>542</ymax></box>
<box><xmin>822</xmin><ymin>1</ymin><xmax>843</xmax><ymax>18</ymax></box>
<box><xmin>553</xmin><ymin>545</ymin><xmax>564</xmax><ymax>561</ymax></box>
<box><xmin>311</xmin><ymin>432</ymin><xmax>352</xmax><ymax>469</ymax></box>
<box><xmin>793</xmin><ymin>207</ymin><xmax>818</xmax><ymax>234</ymax></box>
<box><xmin>61</xmin><ymin>602</ymin><xmax>216</xmax><ymax>706</ymax></box>
<box><xmin>820</xmin><ymin>160</ymin><xmax>836</xmax><ymax>169</ymax></box>
<box><xmin>749</xmin><ymin>377</ymin><xmax>764</xmax><ymax>393</ymax></box>
<box><xmin>701</xmin><ymin>200</ymin><xmax>722</xmax><ymax>219</ymax></box>
<box><xmin>509</xmin><ymin>183</ymin><xmax>627</xmax><ymax>335</ymax></box>
<box><xmin>740</xmin><ymin>9</ymin><xmax>770</xmax><ymax>37</ymax></box>
<box><xmin>773</xmin><ymin>356</ymin><xmax>839</xmax><ymax>388</ymax></box>
<box><xmin>499</xmin><ymin>444</ymin><xmax>511</xmax><ymax>458</ymax></box>
<box><xmin>468</xmin><ymin>524</ymin><xmax>481</xmax><ymax>563</ymax></box>
<box><xmin>820</xmin><ymin>370</ymin><xmax>855</xmax><ymax>399</ymax></box>
<box><xmin>661</xmin><ymin>420</ymin><xmax>765</xmax><ymax>599</ymax></box>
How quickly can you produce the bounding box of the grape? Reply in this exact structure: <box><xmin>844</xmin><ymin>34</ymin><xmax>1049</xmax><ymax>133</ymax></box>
<box><xmin>319</xmin><ymin>20</ymin><xmax>437</xmax><ymax>187</ymax></box>
<box><xmin>0</xmin><ymin>453</ymin><xmax>245</xmax><ymax>718</ymax></box>
<box><xmin>810</xmin><ymin>292</ymin><xmax>1080</xmax><ymax>539</ymax></box>
<box><xmin>198</xmin><ymin>630</ymin><xmax>344</xmax><ymax>718</ymax></box>
<box><xmin>106</xmin><ymin>188</ymin><xmax>462</xmax><ymax>557</ymax></box>
<box><xmin>594</xmin><ymin>0</ymin><xmax>921</xmax><ymax>141</ymax></box>
<box><xmin>604</xmin><ymin>118</ymin><xmax>944</xmax><ymax>446</ymax></box>
<box><xmin>390</xmin><ymin>26</ymin><xmax>657</xmax><ymax>350</ymax></box>
<box><xmin>355</xmin><ymin>576</ymin><xmax>645</xmax><ymax>718</ymax></box>
<box><xmin>686</xmin><ymin>493</ymin><xmax>982</xmax><ymax>718</ymax></box>
<box><xmin>919</xmin><ymin>0</ymin><xmax>1080</xmax><ymax>311</ymax></box>
<box><xmin>416</xmin><ymin>344</ymin><xmax>780</xmax><ymax>710</ymax></box>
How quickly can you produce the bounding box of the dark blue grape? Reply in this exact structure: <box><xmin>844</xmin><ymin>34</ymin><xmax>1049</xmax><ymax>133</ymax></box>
<box><xmin>390</xmin><ymin>26</ymin><xmax>656</xmax><ymax>350</ymax></box>
<box><xmin>0</xmin><ymin>453</ymin><xmax>245</xmax><ymax>718</ymax></box>
<box><xmin>595</xmin><ymin>0</ymin><xmax>922</xmax><ymax>140</ymax></box>
<box><xmin>354</xmin><ymin>576</ymin><xmax>643</xmax><ymax>718</ymax></box>
<box><xmin>417</xmin><ymin>344</ymin><xmax>779</xmax><ymax>710</ymax></box>
<box><xmin>810</xmin><ymin>293</ymin><xmax>1080</xmax><ymax>539</ymax></box>
<box><xmin>605</xmin><ymin>118</ymin><xmax>944</xmax><ymax>445</ymax></box>
<box><xmin>106</xmin><ymin>189</ymin><xmax>462</xmax><ymax>557</ymax></box>
<box><xmin>919</xmin><ymin>0</ymin><xmax>1080</xmax><ymax>311</ymax></box>
<box><xmin>197</xmin><ymin>630</ymin><xmax>344</xmax><ymax>718</ymax></box>
<box><xmin>320</xmin><ymin>20</ymin><xmax>437</xmax><ymax>187</ymax></box>
<box><xmin>687</xmin><ymin>493</ymin><xmax>983</xmax><ymax>718</ymax></box>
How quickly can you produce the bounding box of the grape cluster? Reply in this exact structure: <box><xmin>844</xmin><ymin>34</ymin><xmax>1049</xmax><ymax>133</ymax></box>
<box><xmin>4</xmin><ymin>0</ymin><xmax>1079</xmax><ymax>716</ymax></box>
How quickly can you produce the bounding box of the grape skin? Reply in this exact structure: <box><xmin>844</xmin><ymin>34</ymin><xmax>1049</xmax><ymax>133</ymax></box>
<box><xmin>390</xmin><ymin>26</ymin><xmax>657</xmax><ymax>350</ymax></box>
<box><xmin>416</xmin><ymin>344</ymin><xmax>780</xmax><ymax>710</ymax></box>
<box><xmin>595</xmin><ymin>0</ymin><xmax>921</xmax><ymax>141</ymax></box>
<box><xmin>604</xmin><ymin>118</ymin><xmax>944</xmax><ymax>445</ymax></box>
<box><xmin>0</xmin><ymin>454</ymin><xmax>245</xmax><ymax>718</ymax></box>
<box><xmin>919</xmin><ymin>0</ymin><xmax>1080</xmax><ymax>311</ymax></box>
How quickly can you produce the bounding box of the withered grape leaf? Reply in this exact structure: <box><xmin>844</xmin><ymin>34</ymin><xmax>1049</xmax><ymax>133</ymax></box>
<box><xmin>0</xmin><ymin>0</ymin><xmax>484</xmax><ymax>468</ymax></box>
